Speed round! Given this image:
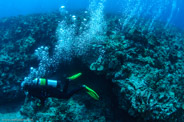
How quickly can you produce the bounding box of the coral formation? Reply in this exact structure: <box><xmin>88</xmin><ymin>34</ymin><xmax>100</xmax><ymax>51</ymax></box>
<box><xmin>0</xmin><ymin>12</ymin><xmax>60</xmax><ymax>104</ymax></box>
<box><xmin>88</xmin><ymin>16</ymin><xmax>184</xmax><ymax>121</ymax></box>
<box><xmin>0</xmin><ymin>2</ymin><xmax>184</xmax><ymax>122</ymax></box>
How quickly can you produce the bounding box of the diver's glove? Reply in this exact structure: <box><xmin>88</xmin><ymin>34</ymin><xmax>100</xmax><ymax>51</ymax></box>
<box><xmin>82</xmin><ymin>85</ymin><xmax>99</xmax><ymax>100</ymax></box>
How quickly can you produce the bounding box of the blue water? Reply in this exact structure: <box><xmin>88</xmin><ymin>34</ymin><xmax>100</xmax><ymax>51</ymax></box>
<box><xmin>0</xmin><ymin>0</ymin><xmax>184</xmax><ymax>29</ymax></box>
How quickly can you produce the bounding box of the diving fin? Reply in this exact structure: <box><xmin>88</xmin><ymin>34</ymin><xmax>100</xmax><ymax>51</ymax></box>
<box><xmin>83</xmin><ymin>85</ymin><xmax>99</xmax><ymax>100</ymax></box>
<box><xmin>67</xmin><ymin>73</ymin><xmax>82</xmax><ymax>80</ymax></box>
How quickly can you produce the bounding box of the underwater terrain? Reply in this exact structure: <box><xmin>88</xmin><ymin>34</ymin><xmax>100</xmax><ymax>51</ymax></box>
<box><xmin>0</xmin><ymin>0</ymin><xmax>184</xmax><ymax>121</ymax></box>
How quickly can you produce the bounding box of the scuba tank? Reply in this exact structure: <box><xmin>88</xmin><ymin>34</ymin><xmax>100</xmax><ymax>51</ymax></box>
<box><xmin>33</xmin><ymin>78</ymin><xmax>59</xmax><ymax>88</ymax></box>
<box><xmin>32</xmin><ymin>73</ymin><xmax>82</xmax><ymax>88</ymax></box>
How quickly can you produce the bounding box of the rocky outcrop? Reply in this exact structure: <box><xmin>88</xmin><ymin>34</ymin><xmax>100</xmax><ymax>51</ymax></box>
<box><xmin>0</xmin><ymin>11</ymin><xmax>184</xmax><ymax>121</ymax></box>
<box><xmin>88</xmin><ymin>17</ymin><xmax>184</xmax><ymax>121</ymax></box>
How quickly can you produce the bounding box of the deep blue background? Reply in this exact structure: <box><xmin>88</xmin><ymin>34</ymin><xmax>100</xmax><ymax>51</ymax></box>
<box><xmin>0</xmin><ymin>0</ymin><xmax>183</xmax><ymax>30</ymax></box>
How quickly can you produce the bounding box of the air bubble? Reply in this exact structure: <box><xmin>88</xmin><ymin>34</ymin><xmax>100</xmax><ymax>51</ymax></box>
<box><xmin>61</xmin><ymin>6</ymin><xmax>65</xmax><ymax>9</ymax></box>
<box><xmin>45</xmin><ymin>47</ymin><xmax>48</xmax><ymax>50</ymax></box>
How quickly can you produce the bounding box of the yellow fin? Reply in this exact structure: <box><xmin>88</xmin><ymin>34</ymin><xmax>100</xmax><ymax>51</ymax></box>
<box><xmin>85</xmin><ymin>86</ymin><xmax>99</xmax><ymax>100</ymax></box>
<box><xmin>67</xmin><ymin>73</ymin><xmax>82</xmax><ymax>80</ymax></box>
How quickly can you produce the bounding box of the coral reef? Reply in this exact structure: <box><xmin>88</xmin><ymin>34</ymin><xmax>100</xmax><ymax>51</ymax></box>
<box><xmin>0</xmin><ymin>9</ymin><xmax>115</xmax><ymax>121</ymax></box>
<box><xmin>0</xmin><ymin>12</ymin><xmax>60</xmax><ymax>104</ymax></box>
<box><xmin>88</xmin><ymin>16</ymin><xmax>184</xmax><ymax>121</ymax></box>
<box><xmin>20</xmin><ymin>94</ymin><xmax>110</xmax><ymax>121</ymax></box>
<box><xmin>0</xmin><ymin>3</ymin><xmax>184</xmax><ymax>122</ymax></box>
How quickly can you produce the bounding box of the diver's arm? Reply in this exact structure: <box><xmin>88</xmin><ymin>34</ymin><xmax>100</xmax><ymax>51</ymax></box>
<box><xmin>62</xmin><ymin>79</ymin><xmax>70</xmax><ymax>94</ymax></box>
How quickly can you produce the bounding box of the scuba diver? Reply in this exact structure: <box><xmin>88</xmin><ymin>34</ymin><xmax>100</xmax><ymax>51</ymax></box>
<box><xmin>22</xmin><ymin>73</ymin><xmax>99</xmax><ymax>105</ymax></box>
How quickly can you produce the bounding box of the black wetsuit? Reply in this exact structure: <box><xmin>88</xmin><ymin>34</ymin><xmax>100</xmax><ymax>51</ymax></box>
<box><xmin>24</xmin><ymin>79</ymin><xmax>84</xmax><ymax>105</ymax></box>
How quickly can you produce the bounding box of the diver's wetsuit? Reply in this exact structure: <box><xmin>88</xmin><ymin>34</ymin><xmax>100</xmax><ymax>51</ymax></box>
<box><xmin>24</xmin><ymin>79</ymin><xmax>84</xmax><ymax>105</ymax></box>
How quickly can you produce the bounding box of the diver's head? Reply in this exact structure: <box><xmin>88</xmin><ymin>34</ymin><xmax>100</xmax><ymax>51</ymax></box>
<box><xmin>22</xmin><ymin>82</ymin><xmax>29</xmax><ymax>90</ymax></box>
<box><xmin>21</xmin><ymin>81</ymin><xmax>32</xmax><ymax>91</ymax></box>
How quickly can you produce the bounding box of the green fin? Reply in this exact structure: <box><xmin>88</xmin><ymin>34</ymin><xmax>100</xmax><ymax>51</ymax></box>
<box><xmin>84</xmin><ymin>85</ymin><xmax>99</xmax><ymax>100</ymax></box>
<box><xmin>67</xmin><ymin>73</ymin><xmax>82</xmax><ymax>80</ymax></box>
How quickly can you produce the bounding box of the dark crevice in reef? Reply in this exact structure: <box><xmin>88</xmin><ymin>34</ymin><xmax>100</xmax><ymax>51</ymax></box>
<box><xmin>107</xmin><ymin>79</ymin><xmax>142</xmax><ymax>122</ymax></box>
<box><xmin>56</xmin><ymin>58</ymin><xmax>141</xmax><ymax>121</ymax></box>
